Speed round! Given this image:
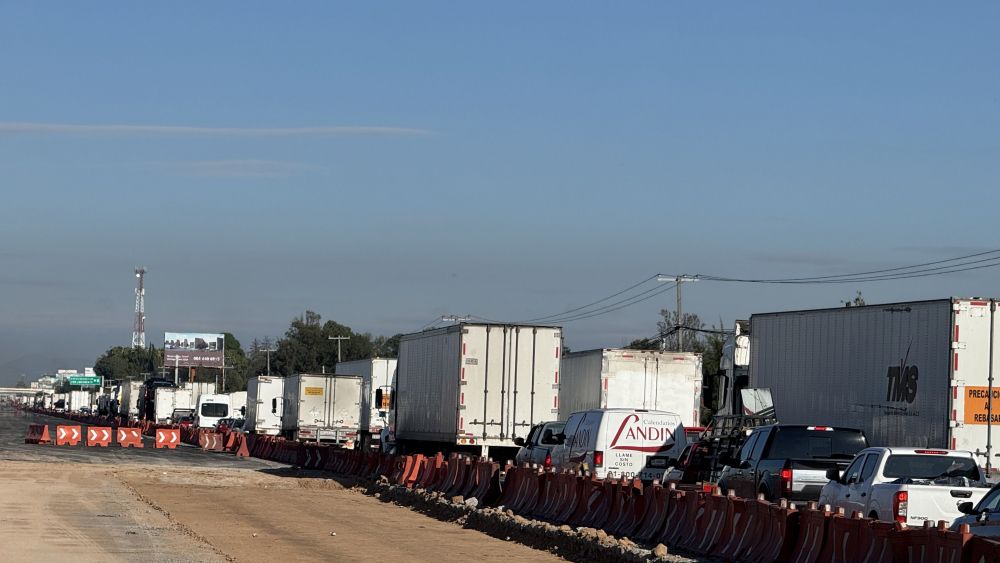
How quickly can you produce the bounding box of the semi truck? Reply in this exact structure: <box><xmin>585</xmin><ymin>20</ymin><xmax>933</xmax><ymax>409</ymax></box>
<box><xmin>138</xmin><ymin>378</ymin><xmax>177</xmax><ymax>421</ymax></box>
<box><xmin>335</xmin><ymin>358</ymin><xmax>397</xmax><ymax>450</ymax></box>
<box><xmin>391</xmin><ymin>323</ymin><xmax>562</xmax><ymax>458</ymax></box>
<box><xmin>281</xmin><ymin>374</ymin><xmax>363</xmax><ymax>445</ymax></box>
<box><xmin>245</xmin><ymin>375</ymin><xmax>285</xmax><ymax>435</ymax></box>
<box><xmin>748</xmin><ymin>297</ymin><xmax>1000</xmax><ymax>474</ymax></box>
<box><xmin>559</xmin><ymin>348</ymin><xmax>702</xmax><ymax>428</ymax></box>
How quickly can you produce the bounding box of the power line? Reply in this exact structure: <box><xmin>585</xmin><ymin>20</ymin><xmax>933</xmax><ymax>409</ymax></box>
<box><xmin>517</xmin><ymin>274</ymin><xmax>661</xmax><ymax>323</ymax></box>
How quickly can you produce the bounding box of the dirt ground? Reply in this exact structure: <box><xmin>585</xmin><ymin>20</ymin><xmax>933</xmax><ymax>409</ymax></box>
<box><xmin>0</xmin><ymin>460</ymin><xmax>564</xmax><ymax>562</ymax></box>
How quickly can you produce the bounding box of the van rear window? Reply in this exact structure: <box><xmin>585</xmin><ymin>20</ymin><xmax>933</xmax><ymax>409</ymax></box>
<box><xmin>201</xmin><ymin>403</ymin><xmax>228</xmax><ymax>417</ymax></box>
<box><xmin>765</xmin><ymin>428</ymin><xmax>866</xmax><ymax>460</ymax></box>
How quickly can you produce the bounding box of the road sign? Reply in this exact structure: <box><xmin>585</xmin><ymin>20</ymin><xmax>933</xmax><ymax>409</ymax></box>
<box><xmin>68</xmin><ymin>375</ymin><xmax>101</xmax><ymax>386</ymax></box>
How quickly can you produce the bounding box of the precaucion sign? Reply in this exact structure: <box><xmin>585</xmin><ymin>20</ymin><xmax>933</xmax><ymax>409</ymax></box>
<box><xmin>964</xmin><ymin>387</ymin><xmax>1000</xmax><ymax>424</ymax></box>
<box><xmin>304</xmin><ymin>387</ymin><xmax>324</xmax><ymax>396</ymax></box>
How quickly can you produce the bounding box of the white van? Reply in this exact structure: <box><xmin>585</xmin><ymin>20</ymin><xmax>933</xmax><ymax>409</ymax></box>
<box><xmin>195</xmin><ymin>394</ymin><xmax>231</xmax><ymax>429</ymax></box>
<box><xmin>549</xmin><ymin>408</ymin><xmax>685</xmax><ymax>481</ymax></box>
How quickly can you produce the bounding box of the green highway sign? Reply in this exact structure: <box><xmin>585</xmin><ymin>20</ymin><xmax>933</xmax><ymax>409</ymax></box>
<box><xmin>68</xmin><ymin>375</ymin><xmax>101</xmax><ymax>386</ymax></box>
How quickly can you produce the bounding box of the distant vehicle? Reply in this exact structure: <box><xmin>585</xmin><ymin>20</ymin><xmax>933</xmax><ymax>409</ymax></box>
<box><xmin>231</xmin><ymin>418</ymin><xmax>246</xmax><ymax>432</ymax></box>
<box><xmin>195</xmin><ymin>394</ymin><xmax>231</xmax><ymax>429</ymax></box>
<box><xmin>548</xmin><ymin>408</ymin><xmax>685</xmax><ymax>481</ymax></box>
<box><xmin>170</xmin><ymin>408</ymin><xmax>194</xmax><ymax>424</ymax></box>
<box><xmin>215</xmin><ymin>418</ymin><xmax>237</xmax><ymax>433</ymax></box>
<box><xmin>177</xmin><ymin>416</ymin><xmax>194</xmax><ymax>428</ymax></box>
<box><xmin>245</xmin><ymin>376</ymin><xmax>285</xmax><ymax>436</ymax></box>
<box><xmin>282</xmin><ymin>374</ymin><xmax>362</xmax><ymax>445</ymax></box>
<box><xmin>819</xmin><ymin>448</ymin><xmax>988</xmax><ymax>526</ymax></box>
<box><xmin>78</xmin><ymin>407</ymin><xmax>92</xmax><ymax>415</ymax></box>
<box><xmin>953</xmin><ymin>482</ymin><xmax>1000</xmax><ymax>537</ymax></box>
<box><xmin>335</xmin><ymin>358</ymin><xmax>397</xmax><ymax>451</ymax></box>
<box><xmin>514</xmin><ymin>421</ymin><xmax>566</xmax><ymax>467</ymax></box>
<box><xmin>717</xmin><ymin>425</ymin><xmax>868</xmax><ymax>502</ymax></box>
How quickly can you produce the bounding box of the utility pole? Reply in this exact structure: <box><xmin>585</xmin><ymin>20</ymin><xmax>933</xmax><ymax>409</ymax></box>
<box><xmin>657</xmin><ymin>275</ymin><xmax>699</xmax><ymax>351</ymax></box>
<box><xmin>327</xmin><ymin>336</ymin><xmax>350</xmax><ymax>363</ymax></box>
<box><xmin>259</xmin><ymin>340</ymin><xmax>276</xmax><ymax>377</ymax></box>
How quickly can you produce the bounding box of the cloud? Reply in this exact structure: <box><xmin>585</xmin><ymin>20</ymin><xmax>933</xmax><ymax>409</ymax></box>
<box><xmin>0</xmin><ymin>122</ymin><xmax>431</xmax><ymax>136</ymax></box>
<box><xmin>149</xmin><ymin>159</ymin><xmax>326</xmax><ymax>178</ymax></box>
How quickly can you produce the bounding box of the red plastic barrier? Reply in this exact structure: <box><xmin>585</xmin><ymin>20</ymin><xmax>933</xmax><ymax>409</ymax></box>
<box><xmin>604</xmin><ymin>478</ymin><xmax>643</xmax><ymax>537</ymax></box>
<box><xmin>686</xmin><ymin>488</ymin><xmax>733</xmax><ymax>555</ymax></box>
<box><xmin>634</xmin><ymin>482</ymin><xmax>671</xmax><ymax>542</ymax></box>
<box><xmin>818</xmin><ymin>509</ymin><xmax>865</xmax><ymax>563</ymax></box>
<box><xmin>446</xmin><ymin>458</ymin><xmax>474</xmax><ymax>497</ymax></box>
<box><xmin>856</xmin><ymin>520</ymin><xmax>899</xmax><ymax>563</ymax></box>
<box><xmin>660</xmin><ymin>489</ymin><xmax>702</xmax><ymax>547</ymax></box>
<box><xmin>789</xmin><ymin>502</ymin><xmax>832</xmax><ymax>563</ymax></box>
<box><xmin>155</xmin><ymin>428</ymin><xmax>180</xmax><ymax>449</ymax></box>
<box><xmin>24</xmin><ymin>424</ymin><xmax>51</xmax><ymax>444</ymax></box>
<box><xmin>577</xmin><ymin>478</ymin><xmax>615</xmax><ymax>529</ymax></box>
<box><xmin>233</xmin><ymin>434</ymin><xmax>250</xmax><ymax>457</ymax></box>
<box><xmin>892</xmin><ymin>521</ymin><xmax>971</xmax><ymax>563</ymax></box>
<box><xmin>966</xmin><ymin>535</ymin><xmax>1000</xmax><ymax>563</ymax></box>
<box><xmin>712</xmin><ymin>493</ymin><xmax>750</xmax><ymax>559</ymax></box>
<box><xmin>87</xmin><ymin>426</ymin><xmax>112</xmax><ymax>447</ymax></box>
<box><xmin>117</xmin><ymin>427</ymin><xmax>144</xmax><ymax>448</ymax></box>
<box><xmin>468</xmin><ymin>459</ymin><xmax>500</xmax><ymax>504</ymax></box>
<box><xmin>55</xmin><ymin>425</ymin><xmax>82</xmax><ymax>446</ymax></box>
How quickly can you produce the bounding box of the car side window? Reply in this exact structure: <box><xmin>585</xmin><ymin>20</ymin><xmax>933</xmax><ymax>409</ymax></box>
<box><xmin>738</xmin><ymin>433</ymin><xmax>760</xmax><ymax>461</ymax></box>
<box><xmin>977</xmin><ymin>488</ymin><xmax>1000</xmax><ymax>513</ymax></box>
<box><xmin>843</xmin><ymin>455</ymin><xmax>866</xmax><ymax>484</ymax></box>
<box><xmin>859</xmin><ymin>454</ymin><xmax>879</xmax><ymax>482</ymax></box>
<box><xmin>750</xmin><ymin>430</ymin><xmax>769</xmax><ymax>460</ymax></box>
<box><xmin>561</xmin><ymin>415</ymin><xmax>583</xmax><ymax>448</ymax></box>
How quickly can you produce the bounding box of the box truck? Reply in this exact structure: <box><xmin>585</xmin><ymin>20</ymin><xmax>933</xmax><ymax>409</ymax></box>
<box><xmin>245</xmin><ymin>376</ymin><xmax>285</xmax><ymax>435</ymax></box>
<box><xmin>749</xmin><ymin>298</ymin><xmax>1000</xmax><ymax>473</ymax></box>
<box><xmin>281</xmin><ymin>374</ymin><xmax>363</xmax><ymax>445</ymax></box>
<box><xmin>392</xmin><ymin>323</ymin><xmax>562</xmax><ymax>458</ymax></box>
<box><xmin>559</xmin><ymin>349</ymin><xmax>702</xmax><ymax>428</ymax></box>
<box><xmin>154</xmin><ymin>387</ymin><xmax>194</xmax><ymax>423</ymax></box>
<box><xmin>120</xmin><ymin>381</ymin><xmax>143</xmax><ymax>418</ymax></box>
<box><xmin>68</xmin><ymin>390</ymin><xmax>92</xmax><ymax>412</ymax></box>
<box><xmin>181</xmin><ymin>381</ymin><xmax>217</xmax><ymax>410</ymax></box>
<box><xmin>335</xmin><ymin>358</ymin><xmax>397</xmax><ymax>450</ymax></box>
<box><xmin>228</xmin><ymin>391</ymin><xmax>247</xmax><ymax>419</ymax></box>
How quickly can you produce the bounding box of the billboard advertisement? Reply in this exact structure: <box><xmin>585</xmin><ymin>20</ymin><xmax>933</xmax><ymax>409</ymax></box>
<box><xmin>164</xmin><ymin>332</ymin><xmax>225</xmax><ymax>368</ymax></box>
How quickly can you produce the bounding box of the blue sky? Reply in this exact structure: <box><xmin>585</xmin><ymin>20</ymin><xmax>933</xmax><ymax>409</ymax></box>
<box><xmin>1</xmin><ymin>3</ymin><xmax>998</xmax><ymax>382</ymax></box>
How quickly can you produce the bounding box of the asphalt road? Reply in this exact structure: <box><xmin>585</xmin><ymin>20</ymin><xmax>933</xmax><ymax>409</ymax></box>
<box><xmin>0</xmin><ymin>405</ymin><xmax>285</xmax><ymax>469</ymax></box>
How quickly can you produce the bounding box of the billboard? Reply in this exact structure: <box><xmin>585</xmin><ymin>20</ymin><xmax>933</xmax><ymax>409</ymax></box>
<box><xmin>164</xmin><ymin>332</ymin><xmax>225</xmax><ymax>368</ymax></box>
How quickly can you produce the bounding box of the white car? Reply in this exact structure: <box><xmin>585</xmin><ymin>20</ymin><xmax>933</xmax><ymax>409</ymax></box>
<box><xmin>819</xmin><ymin>447</ymin><xmax>989</xmax><ymax>526</ymax></box>
<box><xmin>548</xmin><ymin>408</ymin><xmax>685</xmax><ymax>481</ymax></box>
<box><xmin>952</xmin><ymin>482</ymin><xmax>1000</xmax><ymax>537</ymax></box>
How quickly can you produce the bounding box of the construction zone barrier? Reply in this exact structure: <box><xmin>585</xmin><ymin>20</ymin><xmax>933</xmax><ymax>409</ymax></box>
<box><xmin>87</xmin><ymin>426</ymin><xmax>112</xmax><ymax>447</ymax></box>
<box><xmin>25</xmin><ymin>423</ymin><xmax>51</xmax><ymax>444</ymax></box>
<box><xmin>55</xmin><ymin>424</ymin><xmax>82</xmax><ymax>446</ymax></box>
<box><xmin>200</xmin><ymin>432</ymin><xmax>225</xmax><ymax>452</ymax></box>
<box><xmin>155</xmin><ymin>428</ymin><xmax>180</xmax><ymax>449</ymax></box>
<box><xmin>117</xmin><ymin>427</ymin><xmax>144</xmax><ymax>448</ymax></box>
<box><xmin>967</xmin><ymin>536</ymin><xmax>1000</xmax><ymax>563</ymax></box>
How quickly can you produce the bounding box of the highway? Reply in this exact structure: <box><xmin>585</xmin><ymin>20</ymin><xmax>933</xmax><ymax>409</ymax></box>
<box><xmin>0</xmin><ymin>405</ymin><xmax>563</xmax><ymax>563</ymax></box>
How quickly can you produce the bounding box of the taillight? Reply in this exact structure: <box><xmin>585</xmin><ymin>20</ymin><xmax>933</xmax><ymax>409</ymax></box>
<box><xmin>593</xmin><ymin>451</ymin><xmax>604</xmax><ymax>467</ymax></box>
<box><xmin>807</xmin><ymin>426</ymin><xmax>834</xmax><ymax>431</ymax></box>
<box><xmin>894</xmin><ymin>491</ymin><xmax>908</xmax><ymax>523</ymax></box>
<box><xmin>914</xmin><ymin>450</ymin><xmax>947</xmax><ymax>455</ymax></box>
<box><xmin>780</xmin><ymin>468</ymin><xmax>793</xmax><ymax>495</ymax></box>
<box><xmin>544</xmin><ymin>453</ymin><xmax>552</xmax><ymax>467</ymax></box>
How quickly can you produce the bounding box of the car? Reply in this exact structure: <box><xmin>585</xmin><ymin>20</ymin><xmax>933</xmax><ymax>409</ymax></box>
<box><xmin>548</xmin><ymin>408</ymin><xmax>685</xmax><ymax>481</ymax></box>
<box><xmin>514</xmin><ymin>421</ymin><xmax>566</xmax><ymax>467</ymax></box>
<box><xmin>215</xmin><ymin>418</ymin><xmax>236</xmax><ymax>433</ymax></box>
<box><xmin>819</xmin><ymin>447</ymin><xmax>989</xmax><ymax>525</ymax></box>
<box><xmin>717</xmin><ymin>425</ymin><xmax>868</xmax><ymax>502</ymax></box>
<box><xmin>176</xmin><ymin>416</ymin><xmax>194</xmax><ymax>428</ymax></box>
<box><xmin>952</xmin><ymin>482</ymin><xmax>1000</xmax><ymax>537</ymax></box>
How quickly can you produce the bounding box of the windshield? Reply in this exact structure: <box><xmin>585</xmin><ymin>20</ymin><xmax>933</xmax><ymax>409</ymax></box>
<box><xmin>765</xmin><ymin>428</ymin><xmax>867</xmax><ymax>460</ymax></box>
<box><xmin>201</xmin><ymin>403</ymin><xmax>228</xmax><ymax>418</ymax></box>
<box><xmin>884</xmin><ymin>455</ymin><xmax>981</xmax><ymax>481</ymax></box>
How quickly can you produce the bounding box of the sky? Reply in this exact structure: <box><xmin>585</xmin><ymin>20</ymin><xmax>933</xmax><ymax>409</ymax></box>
<box><xmin>1</xmin><ymin>3</ymin><xmax>998</xmax><ymax>384</ymax></box>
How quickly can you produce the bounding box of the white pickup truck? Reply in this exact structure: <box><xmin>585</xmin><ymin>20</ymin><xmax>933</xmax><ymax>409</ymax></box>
<box><xmin>818</xmin><ymin>447</ymin><xmax>990</xmax><ymax>526</ymax></box>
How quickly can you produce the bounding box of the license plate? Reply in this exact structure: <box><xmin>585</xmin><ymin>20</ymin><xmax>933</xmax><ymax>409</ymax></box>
<box><xmin>648</xmin><ymin>457</ymin><xmax>668</xmax><ymax>468</ymax></box>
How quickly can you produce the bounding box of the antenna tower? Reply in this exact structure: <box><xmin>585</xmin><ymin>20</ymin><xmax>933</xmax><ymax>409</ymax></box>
<box><xmin>132</xmin><ymin>268</ymin><xmax>146</xmax><ymax>348</ymax></box>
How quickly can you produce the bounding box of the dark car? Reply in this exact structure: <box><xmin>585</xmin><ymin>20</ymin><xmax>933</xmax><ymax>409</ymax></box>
<box><xmin>717</xmin><ymin>425</ymin><xmax>868</xmax><ymax>502</ymax></box>
<box><xmin>177</xmin><ymin>416</ymin><xmax>194</xmax><ymax>428</ymax></box>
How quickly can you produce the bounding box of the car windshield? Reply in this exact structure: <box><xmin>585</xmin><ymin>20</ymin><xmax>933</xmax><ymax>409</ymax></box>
<box><xmin>201</xmin><ymin>403</ymin><xmax>228</xmax><ymax>417</ymax></box>
<box><xmin>883</xmin><ymin>455</ymin><xmax>981</xmax><ymax>481</ymax></box>
<box><xmin>765</xmin><ymin>428</ymin><xmax>867</xmax><ymax>460</ymax></box>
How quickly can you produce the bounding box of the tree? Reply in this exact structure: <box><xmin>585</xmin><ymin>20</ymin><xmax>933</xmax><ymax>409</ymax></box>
<box><xmin>93</xmin><ymin>345</ymin><xmax>163</xmax><ymax>381</ymax></box>
<box><xmin>842</xmin><ymin>291</ymin><xmax>867</xmax><ymax>307</ymax></box>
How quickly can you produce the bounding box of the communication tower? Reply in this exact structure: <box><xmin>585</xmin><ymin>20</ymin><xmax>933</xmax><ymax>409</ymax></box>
<box><xmin>132</xmin><ymin>268</ymin><xmax>146</xmax><ymax>348</ymax></box>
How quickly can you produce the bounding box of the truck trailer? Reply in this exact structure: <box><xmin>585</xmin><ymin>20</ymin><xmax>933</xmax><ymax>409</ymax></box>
<box><xmin>392</xmin><ymin>323</ymin><xmax>562</xmax><ymax>458</ymax></box>
<box><xmin>120</xmin><ymin>381</ymin><xmax>143</xmax><ymax>418</ymax></box>
<box><xmin>335</xmin><ymin>358</ymin><xmax>397</xmax><ymax>450</ymax></box>
<box><xmin>559</xmin><ymin>348</ymin><xmax>702</xmax><ymax>427</ymax></box>
<box><xmin>281</xmin><ymin>374</ymin><xmax>363</xmax><ymax>445</ymax></box>
<box><xmin>154</xmin><ymin>387</ymin><xmax>194</xmax><ymax>423</ymax></box>
<box><xmin>749</xmin><ymin>298</ymin><xmax>1000</xmax><ymax>472</ymax></box>
<box><xmin>245</xmin><ymin>376</ymin><xmax>285</xmax><ymax>435</ymax></box>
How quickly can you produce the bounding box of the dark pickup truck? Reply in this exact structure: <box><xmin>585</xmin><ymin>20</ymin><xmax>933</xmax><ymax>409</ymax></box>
<box><xmin>717</xmin><ymin>424</ymin><xmax>868</xmax><ymax>502</ymax></box>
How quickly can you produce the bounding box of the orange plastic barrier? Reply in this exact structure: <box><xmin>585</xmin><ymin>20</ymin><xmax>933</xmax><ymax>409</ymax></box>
<box><xmin>87</xmin><ymin>426</ymin><xmax>112</xmax><ymax>447</ymax></box>
<box><xmin>856</xmin><ymin>520</ymin><xmax>899</xmax><ymax>563</ymax></box>
<box><xmin>892</xmin><ymin>521</ymin><xmax>971</xmax><ymax>563</ymax></box>
<box><xmin>24</xmin><ymin>423</ymin><xmax>51</xmax><ymax>444</ymax></box>
<box><xmin>55</xmin><ymin>424</ymin><xmax>82</xmax><ymax>446</ymax></box>
<box><xmin>686</xmin><ymin>488</ymin><xmax>733</xmax><ymax>555</ymax></box>
<box><xmin>117</xmin><ymin>427</ymin><xmax>144</xmax><ymax>448</ymax></box>
<box><xmin>155</xmin><ymin>428</ymin><xmax>180</xmax><ymax>449</ymax></box>
<box><xmin>817</xmin><ymin>509</ymin><xmax>865</xmax><ymax>563</ymax></box>
<box><xmin>966</xmin><ymin>535</ymin><xmax>1000</xmax><ymax>563</ymax></box>
<box><xmin>634</xmin><ymin>482</ymin><xmax>671</xmax><ymax>542</ymax></box>
<box><xmin>789</xmin><ymin>503</ymin><xmax>832</xmax><ymax>563</ymax></box>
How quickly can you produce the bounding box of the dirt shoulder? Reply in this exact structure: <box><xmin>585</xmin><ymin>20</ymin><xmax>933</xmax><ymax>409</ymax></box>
<box><xmin>117</xmin><ymin>466</ymin><xmax>565</xmax><ymax>563</ymax></box>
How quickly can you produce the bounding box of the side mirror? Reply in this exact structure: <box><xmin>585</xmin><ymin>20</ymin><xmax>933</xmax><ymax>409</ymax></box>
<box><xmin>375</xmin><ymin>389</ymin><xmax>383</xmax><ymax>408</ymax></box>
<box><xmin>513</xmin><ymin>437</ymin><xmax>525</xmax><ymax>447</ymax></box>
<box><xmin>739</xmin><ymin>460</ymin><xmax>752</xmax><ymax>470</ymax></box>
<box><xmin>958</xmin><ymin>501</ymin><xmax>977</xmax><ymax>515</ymax></box>
<box><xmin>826</xmin><ymin>468</ymin><xmax>841</xmax><ymax>482</ymax></box>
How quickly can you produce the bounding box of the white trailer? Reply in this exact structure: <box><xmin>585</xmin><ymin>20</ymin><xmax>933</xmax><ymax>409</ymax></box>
<box><xmin>394</xmin><ymin>323</ymin><xmax>562</xmax><ymax>457</ymax></box>
<box><xmin>750</xmin><ymin>298</ymin><xmax>1000</xmax><ymax>473</ymax></box>
<box><xmin>559</xmin><ymin>349</ymin><xmax>703</xmax><ymax>428</ymax></box>
<box><xmin>335</xmin><ymin>358</ymin><xmax>397</xmax><ymax>450</ymax></box>
<box><xmin>282</xmin><ymin>374</ymin><xmax>363</xmax><ymax>445</ymax></box>
<box><xmin>120</xmin><ymin>381</ymin><xmax>143</xmax><ymax>418</ymax></box>
<box><xmin>228</xmin><ymin>391</ymin><xmax>247</xmax><ymax>419</ymax></box>
<box><xmin>245</xmin><ymin>376</ymin><xmax>285</xmax><ymax>435</ymax></box>
<box><xmin>154</xmin><ymin>388</ymin><xmax>193</xmax><ymax>423</ymax></box>
<box><xmin>182</xmin><ymin>381</ymin><xmax>217</xmax><ymax>408</ymax></box>
<box><xmin>68</xmin><ymin>390</ymin><xmax>92</xmax><ymax>412</ymax></box>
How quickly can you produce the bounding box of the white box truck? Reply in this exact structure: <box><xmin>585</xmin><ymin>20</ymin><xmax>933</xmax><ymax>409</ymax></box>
<box><xmin>282</xmin><ymin>374</ymin><xmax>363</xmax><ymax>445</ymax></box>
<box><xmin>154</xmin><ymin>387</ymin><xmax>194</xmax><ymax>423</ymax></box>
<box><xmin>393</xmin><ymin>323</ymin><xmax>562</xmax><ymax>457</ymax></box>
<box><xmin>559</xmin><ymin>349</ymin><xmax>702</xmax><ymax>428</ymax></box>
<box><xmin>69</xmin><ymin>390</ymin><xmax>92</xmax><ymax>412</ymax></box>
<box><xmin>335</xmin><ymin>358</ymin><xmax>397</xmax><ymax>450</ymax></box>
<box><xmin>181</xmin><ymin>381</ymin><xmax>217</xmax><ymax>408</ymax></box>
<box><xmin>246</xmin><ymin>376</ymin><xmax>285</xmax><ymax>435</ymax></box>
<box><xmin>750</xmin><ymin>298</ymin><xmax>1000</xmax><ymax>473</ymax></box>
<box><xmin>228</xmin><ymin>391</ymin><xmax>247</xmax><ymax>419</ymax></box>
<box><xmin>120</xmin><ymin>381</ymin><xmax>143</xmax><ymax>418</ymax></box>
